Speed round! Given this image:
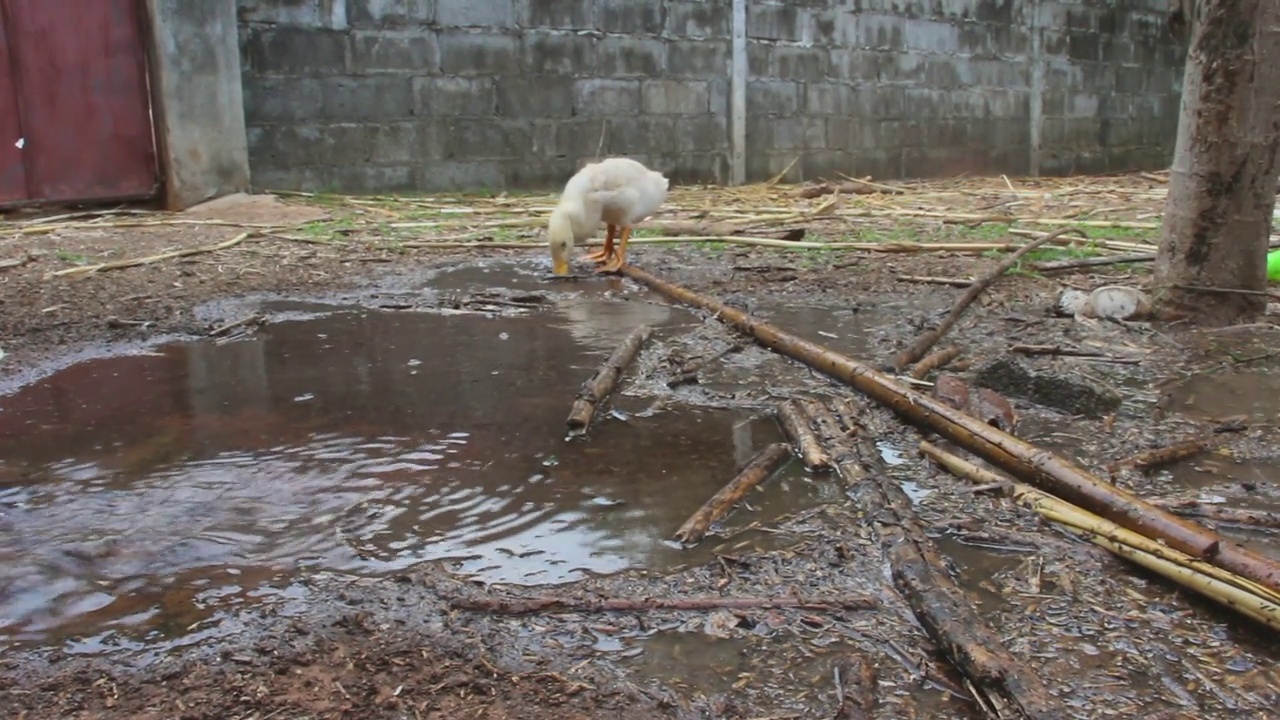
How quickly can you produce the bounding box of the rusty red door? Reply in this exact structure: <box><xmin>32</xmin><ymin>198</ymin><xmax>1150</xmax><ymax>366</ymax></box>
<box><xmin>0</xmin><ymin>0</ymin><xmax>158</xmax><ymax>206</ymax></box>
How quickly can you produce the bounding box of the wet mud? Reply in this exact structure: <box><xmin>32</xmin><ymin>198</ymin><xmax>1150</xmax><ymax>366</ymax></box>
<box><xmin>2</xmin><ymin>253</ymin><xmax>1279</xmax><ymax>719</ymax></box>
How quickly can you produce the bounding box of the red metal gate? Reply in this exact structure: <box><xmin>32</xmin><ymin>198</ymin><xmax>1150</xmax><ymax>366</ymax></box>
<box><xmin>0</xmin><ymin>0</ymin><xmax>159</xmax><ymax>206</ymax></box>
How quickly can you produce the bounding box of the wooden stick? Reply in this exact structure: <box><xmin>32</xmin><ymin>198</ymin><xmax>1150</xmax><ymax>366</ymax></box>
<box><xmin>1032</xmin><ymin>251</ymin><xmax>1156</xmax><ymax>272</ymax></box>
<box><xmin>907</xmin><ymin>346</ymin><xmax>962</xmax><ymax>380</ymax></box>
<box><xmin>566</xmin><ymin>325</ymin><xmax>652</xmax><ymax>431</ymax></box>
<box><xmin>665</xmin><ymin>343</ymin><xmax>742</xmax><ymax>387</ymax></box>
<box><xmin>810</xmin><ymin>409</ymin><xmax>1064</xmax><ymax>719</ymax></box>
<box><xmin>673</xmin><ymin>442</ymin><xmax>793</xmax><ymax>544</ymax></box>
<box><xmin>45</xmin><ymin>232</ymin><xmax>254</xmax><ymax>278</ymax></box>
<box><xmin>797</xmin><ymin>181</ymin><xmax>902</xmax><ymax>198</ymax></box>
<box><xmin>450</xmin><ymin>592</ymin><xmax>876</xmax><ymax>615</ymax></box>
<box><xmin>1106</xmin><ymin>436</ymin><xmax>1219</xmax><ymax>475</ymax></box>
<box><xmin>1010</xmin><ymin>344</ymin><xmax>1108</xmax><ymax>358</ymax></box>
<box><xmin>897</xmin><ymin>274</ymin><xmax>973</xmax><ymax>288</ymax></box>
<box><xmin>619</xmin><ymin>263</ymin><xmax>1280</xmax><ymax>592</ymax></box>
<box><xmin>892</xmin><ymin>227</ymin><xmax>1082</xmax><ymax>370</ymax></box>
<box><xmin>776</xmin><ymin>400</ymin><xmax>832</xmax><ymax>471</ymax></box>
<box><xmin>833</xmin><ymin>654</ymin><xmax>878</xmax><ymax>720</ymax></box>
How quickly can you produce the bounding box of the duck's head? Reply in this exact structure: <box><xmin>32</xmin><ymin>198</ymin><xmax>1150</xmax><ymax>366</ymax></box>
<box><xmin>548</xmin><ymin>207</ymin><xmax>574</xmax><ymax>276</ymax></box>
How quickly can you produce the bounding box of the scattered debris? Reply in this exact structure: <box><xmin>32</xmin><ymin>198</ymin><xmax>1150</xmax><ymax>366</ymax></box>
<box><xmin>450</xmin><ymin>592</ymin><xmax>877</xmax><ymax>615</ymax></box>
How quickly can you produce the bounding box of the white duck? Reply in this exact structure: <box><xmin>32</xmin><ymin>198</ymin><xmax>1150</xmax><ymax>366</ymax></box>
<box><xmin>548</xmin><ymin>157</ymin><xmax>669</xmax><ymax>275</ymax></box>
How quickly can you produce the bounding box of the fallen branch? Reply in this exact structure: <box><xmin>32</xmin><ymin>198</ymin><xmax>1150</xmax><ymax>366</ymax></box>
<box><xmin>897</xmin><ymin>275</ymin><xmax>973</xmax><ymax>288</ymax></box>
<box><xmin>566</xmin><ymin>325</ymin><xmax>652</xmax><ymax>431</ymax></box>
<box><xmin>1010</xmin><ymin>344</ymin><xmax>1110</xmax><ymax>359</ymax></box>
<box><xmin>776</xmin><ymin>400</ymin><xmax>832</xmax><ymax>471</ymax></box>
<box><xmin>665</xmin><ymin>343</ymin><xmax>742</xmax><ymax>387</ymax></box>
<box><xmin>1106</xmin><ymin>436</ymin><xmax>1219</xmax><ymax>476</ymax></box>
<box><xmin>908</xmin><ymin>346</ymin><xmax>962</xmax><ymax>380</ymax></box>
<box><xmin>45</xmin><ymin>232</ymin><xmax>254</xmax><ymax>278</ymax></box>
<box><xmin>619</xmin><ymin>263</ymin><xmax>1280</xmax><ymax>593</ymax></box>
<box><xmin>832</xmin><ymin>654</ymin><xmax>878</xmax><ymax>720</ymax></box>
<box><xmin>892</xmin><ymin>227</ymin><xmax>1082</xmax><ymax>370</ymax></box>
<box><xmin>207</xmin><ymin>313</ymin><xmax>265</xmax><ymax>338</ymax></box>
<box><xmin>674</xmin><ymin>442</ymin><xmax>793</xmax><ymax>544</ymax></box>
<box><xmin>1031</xmin><ymin>251</ymin><xmax>1156</xmax><ymax>272</ymax></box>
<box><xmin>809</xmin><ymin>407</ymin><xmax>1064</xmax><ymax>720</ymax></box>
<box><xmin>648</xmin><ymin>219</ymin><xmax>806</xmax><ymax>242</ymax></box>
<box><xmin>450</xmin><ymin>592</ymin><xmax>876</xmax><ymax>615</ymax></box>
<box><xmin>797</xmin><ymin>180</ymin><xmax>902</xmax><ymax>199</ymax></box>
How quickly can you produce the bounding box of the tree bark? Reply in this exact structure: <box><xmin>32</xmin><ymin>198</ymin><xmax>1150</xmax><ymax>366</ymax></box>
<box><xmin>1154</xmin><ymin>0</ymin><xmax>1280</xmax><ymax>325</ymax></box>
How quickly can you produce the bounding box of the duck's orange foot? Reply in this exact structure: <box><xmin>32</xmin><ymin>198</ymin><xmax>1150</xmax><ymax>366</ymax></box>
<box><xmin>582</xmin><ymin>247</ymin><xmax>611</xmax><ymax>262</ymax></box>
<box><xmin>595</xmin><ymin>255</ymin><xmax>626</xmax><ymax>274</ymax></box>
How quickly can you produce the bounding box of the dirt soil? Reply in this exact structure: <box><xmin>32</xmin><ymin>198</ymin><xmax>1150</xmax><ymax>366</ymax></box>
<box><xmin>1</xmin><ymin>178</ymin><xmax>1278</xmax><ymax>719</ymax></box>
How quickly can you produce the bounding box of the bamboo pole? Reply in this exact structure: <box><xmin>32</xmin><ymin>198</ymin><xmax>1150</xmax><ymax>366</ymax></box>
<box><xmin>618</xmin><ymin>264</ymin><xmax>1280</xmax><ymax>593</ymax></box>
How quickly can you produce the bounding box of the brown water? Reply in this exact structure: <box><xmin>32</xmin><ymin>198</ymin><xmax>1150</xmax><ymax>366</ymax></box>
<box><xmin>1163</xmin><ymin>368</ymin><xmax>1280</xmax><ymax>423</ymax></box>
<box><xmin>0</xmin><ymin>266</ymin><xmax>834</xmax><ymax>651</ymax></box>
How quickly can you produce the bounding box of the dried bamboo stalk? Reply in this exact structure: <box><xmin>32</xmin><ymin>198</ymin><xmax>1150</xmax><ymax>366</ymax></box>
<box><xmin>619</xmin><ymin>263</ymin><xmax>1280</xmax><ymax>593</ymax></box>
<box><xmin>907</xmin><ymin>345</ymin><xmax>962</xmax><ymax>380</ymax></box>
<box><xmin>775</xmin><ymin>400</ymin><xmax>832</xmax><ymax>470</ymax></box>
<box><xmin>45</xmin><ymin>232</ymin><xmax>254</xmax><ymax>278</ymax></box>
<box><xmin>673</xmin><ymin>442</ymin><xmax>792</xmax><ymax>544</ymax></box>
<box><xmin>566</xmin><ymin>325</ymin><xmax>652</xmax><ymax>430</ymax></box>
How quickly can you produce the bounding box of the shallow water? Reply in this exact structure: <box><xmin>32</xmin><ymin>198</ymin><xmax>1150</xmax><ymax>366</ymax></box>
<box><xmin>0</xmin><ymin>265</ymin><xmax>833</xmax><ymax>650</ymax></box>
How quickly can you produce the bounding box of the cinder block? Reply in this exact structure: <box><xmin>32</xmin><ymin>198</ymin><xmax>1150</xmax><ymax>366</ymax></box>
<box><xmin>708</xmin><ymin>78</ymin><xmax>729</xmax><ymax>116</ymax></box>
<box><xmin>498</xmin><ymin>76</ymin><xmax>574</xmax><ymax>118</ymax></box>
<box><xmin>1115</xmin><ymin>66</ymin><xmax>1146</xmax><ymax>94</ymax></box>
<box><xmin>320</xmin><ymin>76</ymin><xmax>414</xmax><ymax>120</ymax></box>
<box><xmin>553</xmin><ymin>118</ymin><xmax>607</xmax><ymax>158</ymax></box>
<box><xmin>596</xmin><ymin>0</ymin><xmax>663</xmax><ymax>34</ymax></box>
<box><xmin>350</xmin><ymin>30</ymin><xmax>439</xmax><ymax>73</ymax></box>
<box><xmin>243</xmin><ymin>76</ymin><xmax>323</xmax><ymax>123</ymax></box>
<box><xmin>596</xmin><ymin>37</ymin><xmax>665</xmax><ymax>77</ymax></box>
<box><xmin>348</xmin><ymin>0</ymin><xmax>436</xmax><ymax>27</ymax></box>
<box><xmin>651</xmin><ymin>153</ymin><xmax>729</xmax><ymax>185</ymax></box>
<box><xmin>665</xmin><ymin>2</ymin><xmax>730</xmax><ymax>38</ymax></box>
<box><xmin>367</xmin><ymin>122</ymin><xmax>423</xmax><ymax>163</ymax></box>
<box><xmin>436</xmin><ymin>0</ymin><xmax>514</xmax><ymax>28</ymax></box>
<box><xmin>747</xmin><ymin>3</ymin><xmax>802</xmax><ymax>42</ymax></box>
<box><xmin>771</xmin><ymin>117</ymin><xmax>825</xmax><ymax>151</ymax></box>
<box><xmin>747</xmin><ymin>81</ymin><xmax>801</xmax><ymax>116</ymax></box>
<box><xmin>772</xmin><ymin>46</ymin><xmax>827</xmax><ymax>83</ymax></box>
<box><xmin>330</xmin><ymin>164</ymin><xmax>419</xmax><ymax>193</ymax></box>
<box><xmin>442</xmin><ymin>118</ymin><xmax>529</xmax><ymax>159</ymax></box>
<box><xmin>239</xmin><ymin>0</ymin><xmax>348</xmax><ymax>29</ymax></box>
<box><xmin>522</xmin><ymin>32</ymin><xmax>595</xmax><ymax>75</ymax></box>
<box><xmin>438</xmin><ymin>32</ymin><xmax>522</xmax><ymax>75</ymax></box>
<box><xmin>1067</xmin><ymin>32</ymin><xmax>1101</xmax><ymax>62</ymax></box>
<box><xmin>641</xmin><ymin>80</ymin><xmax>709</xmax><ymax>114</ymax></box>
<box><xmin>667</xmin><ymin>41</ymin><xmax>730</xmax><ymax>78</ymax></box>
<box><xmin>245</xmin><ymin>27</ymin><xmax>347</xmax><ymax>75</ymax></box>
<box><xmin>830</xmin><ymin>49</ymin><xmax>886</xmax><ymax>83</ymax></box>
<box><xmin>417</xmin><ymin>161</ymin><xmax>506</xmax><ymax>191</ymax></box>
<box><xmin>521</xmin><ymin>0</ymin><xmax>593</xmax><ymax>29</ymax></box>
<box><xmin>805</xmin><ymin>83</ymin><xmax>856</xmax><ymax>116</ymax></box>
<box><xmin>1101</xmin><ymin>37</ymin><xmax>1135</xmax><ymax>65</ymax></box>
<box><xmin>604</xmin><ymin>117</ymin><xmax>657</xmax><ymax>156</ymax></box>
<box><xmin>503</xmin><ymin>156</ymin><xmax>581</xmax><ymax>189</ymax></box>
<box><xmin>855</xmin><ymin>86</ymin><xmax>906</xmax><ymax>119</ymax></box>
<box><xmin>859</xmin><ymin>14</ymin><xmax>906</xmax><ymax>51</ymax></box>
<box><xmin>747</xmin><ymin>43</ymin><xmax>771</xmax><ymax>77</ymax></box>
<box><xmin>670</xmin><ymin>115</ymin><xmax>726</xmax><ymax>152</ymax></box>
<box><xmin>903</xmin><ymin>19</ymin><xmax>961</xmax><ymax>54</ymax></box>
<box><xmin>573</xmin><ymin>79</ymin><xmax>642</xmax><ymax>115</ymax></box>
<box><xmin>248</xmin><ymin>166</ymin><xmax>329</xmax><ymax>193</ymax></box>
<box><xmin>1067</xmin><ymin>93</ymin><xmax>1101</xmax><ymax>118</ymax></box>
<box><xmin>413</xmin><ymin>77</ymin><xmax>497</xmax><ymax>116</ymax></box>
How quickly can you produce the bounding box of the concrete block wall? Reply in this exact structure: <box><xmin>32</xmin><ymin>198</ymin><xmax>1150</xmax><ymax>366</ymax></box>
<box><xmin>237</xmin><ymin>0</ymin><xmax>1185</xmax><ymax>192</ymax></box>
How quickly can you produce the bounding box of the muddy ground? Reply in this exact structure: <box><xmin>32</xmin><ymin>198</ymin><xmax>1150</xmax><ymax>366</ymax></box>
<box><xmin>1</xmin><ymin>178</ymin><xmax>1278</xmax><ymax>719</ymax></box>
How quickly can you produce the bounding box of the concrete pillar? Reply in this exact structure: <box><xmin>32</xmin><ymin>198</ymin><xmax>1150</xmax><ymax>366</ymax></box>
<box><xmin>145</xmin><ymin>0</ymin><xmax>251</xmax><ymax>209</ymax></box>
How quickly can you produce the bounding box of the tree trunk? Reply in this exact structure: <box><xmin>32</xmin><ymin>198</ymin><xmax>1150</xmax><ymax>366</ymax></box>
<box><xmin>1154</xmin><ymin>0</ymin><xmax>1280</xmax><ymax>325</ymax></box>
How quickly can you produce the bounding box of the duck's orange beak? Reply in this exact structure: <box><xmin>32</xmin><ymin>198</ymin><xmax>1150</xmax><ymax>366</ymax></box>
<box><xmin>551</xmin><ymin>244</ymin><xmax>569</xmax><ymax>275</ymax></box>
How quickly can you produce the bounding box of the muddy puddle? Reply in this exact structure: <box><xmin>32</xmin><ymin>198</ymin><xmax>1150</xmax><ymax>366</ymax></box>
<box><xmin>0</xmin><ymin>263</ymin><xmax>847</xmax><ymax>653</ymax></box>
